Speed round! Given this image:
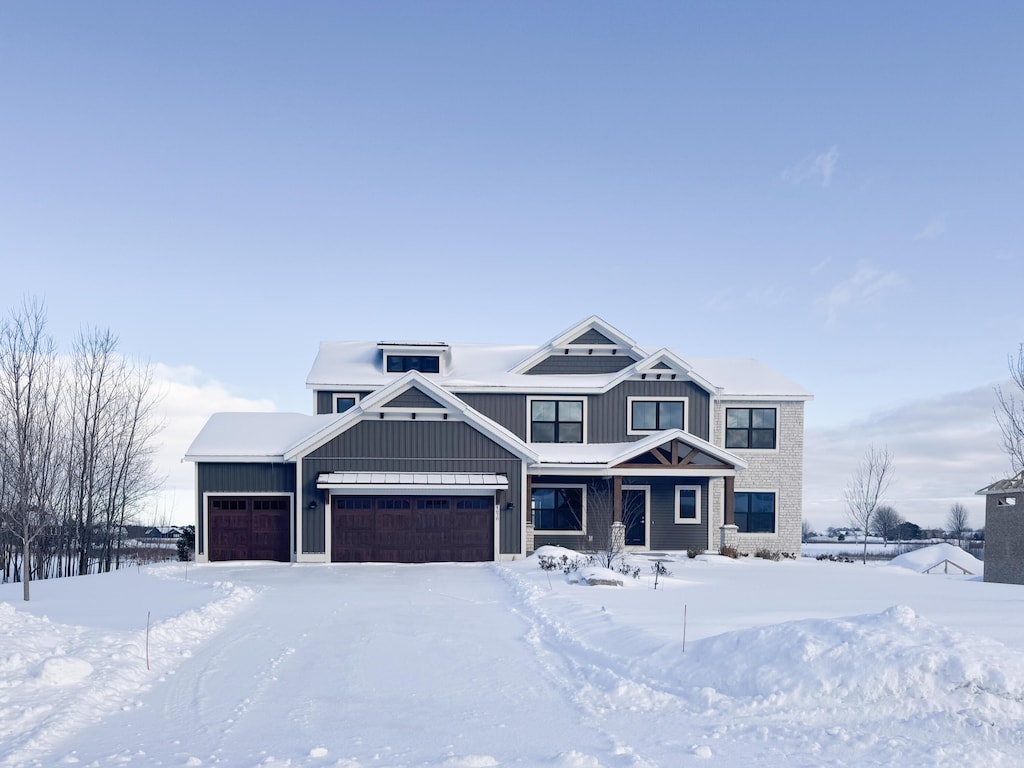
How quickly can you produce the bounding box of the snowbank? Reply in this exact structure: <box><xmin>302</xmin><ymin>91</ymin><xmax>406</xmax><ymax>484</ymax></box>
<box><xmin>887</xmin><ymin>542</ymin><xmax>983</xmax><ymax>575</ymax></box>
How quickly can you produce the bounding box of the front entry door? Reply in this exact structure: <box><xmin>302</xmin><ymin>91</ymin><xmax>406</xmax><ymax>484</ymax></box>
<box><xmin>622</xmin><ymin>487</ymin><xmax>649</xmax><ymax>547</ymax></box>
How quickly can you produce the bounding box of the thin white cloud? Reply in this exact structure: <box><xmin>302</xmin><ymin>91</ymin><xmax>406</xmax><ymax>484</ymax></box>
<box><xmin>810</xmin><ymin>256</ymin><xmax>832</xmax><ymax>274</ymax></box>
<box><xmin>804</xmin><ymin>384</ymin><xmax>1006</xmax><ymax>532</ymax></box>
<box><xmin>782</xmin><ymin>146</ymin><xmax>840</xmax><ymax>187</ymax></box>
<box><xmin>914</xmin><ymin>216</ymin><xmax>947</xmax><ymax>241</ymax></box>
<box><xmin>817</xmin><ymin>260</ymin><xmax>901</xmax><ymax>325</ymax></box>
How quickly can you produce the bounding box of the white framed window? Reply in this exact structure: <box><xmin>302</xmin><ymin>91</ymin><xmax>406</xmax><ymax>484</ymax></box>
<box><xmin>734</xmin><ymin>489</ymin><xmax>777</xmax><ymax>534</ymax></box>
<box><xmin>334</xmin><ymin>393</ymin><xmax>360</xmax><ymax>414</ymax></box>
<box><xmin>627</xmin><ymin>397</ymin><xmax>688</xmax><ymax>435</ymax></box>
<box><xmin>527</xmin><ymin>396</ymin><xmax>587</xmax><ymax>443</ymax></box>
<box><xmin>531</xmin><ymin>484</ymin><xmax>587</xmax><ymax>534</ymax></box>
<box><xmin>675</xmin><ymin>485</ymin><xmax>702</xmax><ymax>524</ymax></box>
<box><xmin>725</xmin><ymin>406</ymin><xmax>778</xmax><ymax>450</ymax></box>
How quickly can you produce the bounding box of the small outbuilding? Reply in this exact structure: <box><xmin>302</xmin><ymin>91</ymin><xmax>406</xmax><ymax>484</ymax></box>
<box><xmin>976</xmin><ymin>471</ymin><xmax>1024</xmax><ymax>585</ymax></box>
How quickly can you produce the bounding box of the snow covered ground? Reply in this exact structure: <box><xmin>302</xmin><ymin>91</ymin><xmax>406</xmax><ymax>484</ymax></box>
<box><xmin>2</xmin><ymin>545</ymin><xmax>1024</xmax><ymax>767</ymax></box>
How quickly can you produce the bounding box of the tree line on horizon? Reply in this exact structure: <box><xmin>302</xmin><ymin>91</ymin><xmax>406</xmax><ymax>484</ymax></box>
<box><xmin>0</xmin><ymin>299</ymin><xmax>163</xmax><ymax>600</ymax></box>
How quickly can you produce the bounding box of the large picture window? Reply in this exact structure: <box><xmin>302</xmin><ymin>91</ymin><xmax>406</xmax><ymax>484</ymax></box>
<box><xmin>530</xmin><ymin>399</ymin><xmax>584</xmax><ymax>443</ymax></box>
<box><xmin>629</xmin><ymin>398</ymin><xmax>686</xmax><ymax>433</ymax></box>
<box><xmin>734</xmin><ymin>491</ymin><xmax>776</xmax><ymax>533</ymax></box>
<box><xmin>531</xmin><ymin>486</ymin><xmax>585</xmax><ymax>532</ymax></box>
<box><xmin>725</xmin><ymin>407</ymin><xmax>777</xmax><ymax>449</ymax></box>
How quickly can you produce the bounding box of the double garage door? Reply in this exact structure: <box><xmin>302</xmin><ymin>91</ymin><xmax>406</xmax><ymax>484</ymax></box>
<box><xmin>332</xmin><ymin>495</ymin><xmax>494</xmax><ymax>563</ymax></box>
<box><xmin>208</xmin><ymin>496</ymin><xmax>291</xmax><ymax>562</ymax></box>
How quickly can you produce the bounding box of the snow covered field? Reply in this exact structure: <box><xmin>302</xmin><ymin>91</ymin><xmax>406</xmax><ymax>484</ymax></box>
<box><xmin>2</xmin><ymin>546</ymin><xmax>1024</xmax><ymax>767</ymax></box>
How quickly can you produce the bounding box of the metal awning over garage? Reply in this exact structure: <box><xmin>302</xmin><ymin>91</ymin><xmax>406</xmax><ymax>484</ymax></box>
<box><xmin>317</xmin><ymin>472</ymin><xmax>509</xmax><ymax>492</ymax></box>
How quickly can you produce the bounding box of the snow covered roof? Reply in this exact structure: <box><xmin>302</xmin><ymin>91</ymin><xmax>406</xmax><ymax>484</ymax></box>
<box><xmin>185</xmin><ymin>412</ymin><xmax>344</xmax><ymax>461</ymax></box>
<box><xmin>533</xmin><ymin>430</ymin><xmax>747</xmax><ymax>472</ymax></box>
<box><xmin>306</xmin><ymin>343</ymin><xmax>811</xmax><ymax>400</ymax></box>
<box><xmin>976</xmin><ymin>470</ymin><xmax>1024</xmax><ymax>495</ymax></box>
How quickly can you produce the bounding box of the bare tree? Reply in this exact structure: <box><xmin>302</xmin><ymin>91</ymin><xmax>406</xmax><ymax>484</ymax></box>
<box><xmin>844</xmin><ymin>444</ymin><xmax>894</xmax><ymax>564</ymax></box>
<box><xmin>947</xmin><ymin>502</ymin><xmax>971</xmax><ymax>549</ymax></box>
<box><xmin>0</xmin><ymin>299</ymin><xmax>64</xmax><ymax>600</ymax></box>
<box><xmin>586</xmin><ymin>479</ymin><xmax>647</xmax><ymax>568</ymax></box>
<box><xmin>996</xmin><ymin>345</ymin><xmax>1024</xmax><ymax>472</ymax></box>
<box><xmin>871</xmin><ymin>504</ymin><xmax>904</xmax><ymax>545</ymax></box>
<box><xmin>801</xmin><ymin>519</ymin><xmax>816</xmax><ymax>542</ymax></box>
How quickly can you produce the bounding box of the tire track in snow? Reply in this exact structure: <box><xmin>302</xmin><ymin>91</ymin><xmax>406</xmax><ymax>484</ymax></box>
<box><xmin>0</xmin><ymin>579</ymin><xmax>259</xmax><ymax>768</ymax></box>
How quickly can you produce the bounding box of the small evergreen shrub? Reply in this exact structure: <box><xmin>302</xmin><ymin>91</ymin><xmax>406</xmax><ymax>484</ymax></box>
<box><xmin>687</xmin><ymin>548</ymin><xmax>702</xmax><ymax>559</ymax></box>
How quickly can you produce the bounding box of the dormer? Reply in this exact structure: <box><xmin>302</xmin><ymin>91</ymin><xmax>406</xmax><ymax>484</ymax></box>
<box><xmin>377</xmin><ymin>341</ymin><xmax>451</xmax><ymax>375</ymax></box>
<box><xmin>630</xmin><ymin>349</ymin><xmax>721</xmax><ymax>395</ymax></box>
<box><xmin>511</xmin><ymin>316</ymin><xmax>648</xmax><ymax>375</ymax></box>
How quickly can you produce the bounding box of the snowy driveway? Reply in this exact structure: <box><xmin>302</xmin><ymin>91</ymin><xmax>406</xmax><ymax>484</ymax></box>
<box><xmin>40</xmin><ymin>563</ymin><xmax>651</xmax><ymax>767</ymax></box>
<box><xmin>7</xmin><ymin>555</ymin><xmax>1024</xmax><ymax>768</ymax></box>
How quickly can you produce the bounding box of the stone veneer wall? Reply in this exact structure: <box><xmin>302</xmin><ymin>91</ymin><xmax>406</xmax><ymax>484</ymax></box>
<box><xmin>710</xmin><ymin>400</ymin><xmax>805</xmax><ymax>555</ymax></box>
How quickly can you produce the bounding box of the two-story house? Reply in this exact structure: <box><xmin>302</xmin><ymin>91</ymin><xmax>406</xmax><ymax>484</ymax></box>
<box><xmin>185</xmin><ymin>317</ymin><xmax>811</xmax><ymax>563</ymax></box>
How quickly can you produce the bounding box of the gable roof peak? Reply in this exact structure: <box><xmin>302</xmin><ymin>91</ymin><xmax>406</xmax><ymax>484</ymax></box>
<box><xmin>511</xmin><ymin>316</ymin><xmax>648</xmax><ymax>374</ymax></box>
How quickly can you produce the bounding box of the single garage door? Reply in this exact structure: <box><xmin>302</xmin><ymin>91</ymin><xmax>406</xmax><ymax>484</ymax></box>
<box><xmin>208</xmin><ymin>496</ymin><xmax>291</xmax><ymax>562</ymax></box>
<box><xmin>332</xmin><ymin>495</ymin><xmax>494</xmax><ymax>563</ymax></box>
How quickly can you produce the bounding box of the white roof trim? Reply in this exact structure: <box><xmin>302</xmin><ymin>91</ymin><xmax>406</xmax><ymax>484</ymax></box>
<box><xmin>285</xmin><ymin>371</ymin><xmax>539</xmax><ymax>463</ymax></box>
<box><xmin>531</xmin><ymin>429</ymin><xmax>747</xmax><ymax>472</ymax></box>
<box><xmin>317</xmin><ymin>472</ymin><xmax>508</xmax><ymax>490</ymax></box>
<box><xmin>509</xmin><ymin>316</ymin><xmax>648</xmax><ymax>374</ymax></box>
<box><xmin>629</xmin><ymin>348</ymin><xmax>722</xmax><ymax>395</ymax></box>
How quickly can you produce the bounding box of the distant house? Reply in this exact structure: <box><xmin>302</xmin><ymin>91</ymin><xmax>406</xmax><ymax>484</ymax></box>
<box><xmin>977</xmin><ymin>471</ymin><xmax>1024</xmax><ymax>584</ymax></box>
<box><xmin>143</xmin><ymin>526</ymin><xmax>182</xmax><ymax>540</ymax></box>
<box><xmin>185</xmin><ymin>316</ymin><xmax>812</xmax><ymax>564</ymax></box>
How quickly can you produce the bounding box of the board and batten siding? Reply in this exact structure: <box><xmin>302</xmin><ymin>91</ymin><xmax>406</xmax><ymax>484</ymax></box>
<box><xmin>301</xmin><ymin>420</ymin><xmax>524</xmax><ymax>555</ymax></box>
<box><xmin>195</xmin><ymin>462</ymin><xmax>296</xmax><ymax>555</ymax></box>
<box><xmin>589</xmin><ymin>380</ymin><xmax>711</xmax><ymax>442</ymax></box>
<box><xmin>524</xmin><ymin>355</ymin><xmax>636</xmax><ymax>375</ymax></box>
<box><xmin>530</xmin><ymin>475</ymin><xmax>708</xmax><ymax>553</ymax></box>
<box><xmin>456</xmin><ymin>393</ymin><xmax>528</xmax><ymax>440</ymax></box>
<box><xmin>459</xmin><ymin>381</ymin><xmax>710</xmax><ymax>443</ymax></box>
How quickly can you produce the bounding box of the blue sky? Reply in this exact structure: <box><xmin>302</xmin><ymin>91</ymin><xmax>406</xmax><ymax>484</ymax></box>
<box><xmin>3</xmin><ymin>2</ymin><xmax>1022</xmax><ymax>530</ymax></box>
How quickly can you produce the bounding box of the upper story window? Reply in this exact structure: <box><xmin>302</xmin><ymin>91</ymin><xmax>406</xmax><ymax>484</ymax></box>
<box><xmin>529</xmin><ymin>398</ymin><xmax>584</xmax><ymax>443</ymax></box>
<box><xmin>386</xmin><ymin>355</ymin><xmax>441</xmax><ymax>373</ymax></box>
<box><xmin>628</xmin><ymin>397</ymin><xmax>686</xmax><ymax>434</ymax></box>
<box><xmin>334</xmin><ymin>394</ymin><xmax>359</xmax><ymax>413</ymax></box>
<box><xmin>378</xmin><ymin>341</ymin><xmax>449</xmax><ymax>375</ymax></box>
<box><xmin>725</xmin><ymin>407</ymin><xmax>777</xmax><ymax>449</ymax></box>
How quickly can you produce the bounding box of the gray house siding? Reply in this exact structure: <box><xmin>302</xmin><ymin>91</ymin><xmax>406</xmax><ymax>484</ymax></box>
<box><xmin>195</xmin><ymin>462</ymin><xmax>296</xmax><ymax>554</ymax></box>
<box><xmin>315</xmin><ymin>390</ymin><xmax>374</xmax><ymax>415</ymax></box>
<box><xmin>382</xmin><ymin>387</ymin><xmax>445</xmax><ymax>409</ymax></box>
<box><xmin>457</xmin><ymin>393</ymin><xmax>528</xmax><ymax>440</ymax></box>
<box><xmin>460</xmin><ymin>383</ymin><xmax>710</xmax><ymax>444</ymax></box>
<box><xmin>300</xmin><ymin>420</ymin><xmax>524</xmax><ymax>555</ymax></box>
<box><xmin>984</xmin><ymin>494</ymin><xmax>1024</xmax><ymax>584</ymax></box>
<box><xmin>646</xmin><ymin>476</ymin><xmax>709</xmax><ymax>551</ymax></box>
<box><xmin>525</xmin><ymin>355</ymin><xmax>636</xmax><ymax>375</ymax></box>
<box><xmin>530</xmin><ymin>475</ymin><xmax>709</xmax><ymax>553</ymax></box>
<box><xmin>589</xmin><ymin>380</ymin><xmax>711</xmax><ymax>442</ymax></box>
<box><xmin>569</xmin><ymin>329</ymin><xmax>615</xmax><ymax>345</ymax></box>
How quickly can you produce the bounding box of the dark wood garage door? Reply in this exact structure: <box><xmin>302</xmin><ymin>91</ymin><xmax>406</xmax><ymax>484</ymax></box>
<box><xmin>208</xmin><ymin>496</ymin><xmax>291</xmax><ymax>562</ymax></box>
<box><xmin>332</xmin><ymin>496</ymin><xmax>494</xmax><ymax>563</ymax></box>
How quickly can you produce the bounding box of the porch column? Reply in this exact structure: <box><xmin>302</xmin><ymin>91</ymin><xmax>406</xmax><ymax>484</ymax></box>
<box><xmin>525</xmin><ymin>475</ymin><xmax>534</xmax><ymax>554</ymax></box>
<box><xmin>525</xmin><ymin>476</ymin><xmax>533</xmax><ymax>525</ymax></box>
<box><xmin>613</xmin><ymin>476</ymin><xmax>622</xmax><ymax>523</ymax></box>
<box><xmin>724</xmin><ymin>475</ymin><xmax>735</xmax><ymax>526</ymax></box>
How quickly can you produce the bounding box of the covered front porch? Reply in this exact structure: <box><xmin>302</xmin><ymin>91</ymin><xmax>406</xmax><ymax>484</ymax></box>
<box><xmin>524</xmin><ymin>430</ymin><xmax>746</xmax><ymax>555</ymax></box>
